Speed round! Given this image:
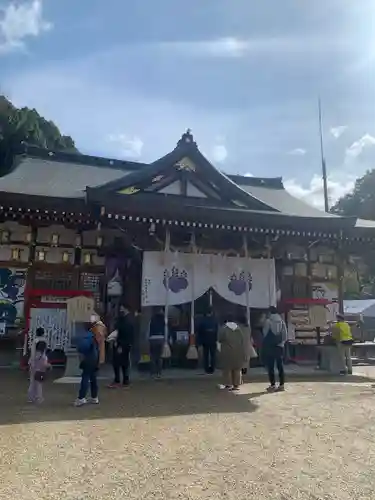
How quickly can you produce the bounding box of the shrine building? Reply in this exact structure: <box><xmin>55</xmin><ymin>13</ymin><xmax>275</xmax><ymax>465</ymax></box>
<box><xmin>0</xmin><ymin>130</ymin><xmax>374</xmax><ymax>368</ymax></box>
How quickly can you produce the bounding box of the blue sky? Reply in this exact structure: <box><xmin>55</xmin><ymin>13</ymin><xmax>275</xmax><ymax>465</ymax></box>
<box><xmin>1</xmin><ymin>0</ymin><xmax>375</xmax><ymax>209</ymax></box>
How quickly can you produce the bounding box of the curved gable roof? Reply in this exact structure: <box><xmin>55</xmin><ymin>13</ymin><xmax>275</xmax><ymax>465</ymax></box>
<box><xmin>88</xmin><ymin>131</ymin><xmax>279</xmax><ymax>213</ymax></box>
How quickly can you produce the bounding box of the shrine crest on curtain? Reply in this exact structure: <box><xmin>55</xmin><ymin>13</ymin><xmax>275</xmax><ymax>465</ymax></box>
<box><xmin>141</xmin><ymin>252</ymin><xmax>276</xmax><ymax>308</ymax></box>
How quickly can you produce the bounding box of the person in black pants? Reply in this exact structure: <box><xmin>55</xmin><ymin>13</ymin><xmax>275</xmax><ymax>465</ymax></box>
<box><xmin>265</xmin><ymin>346</ymin><xmax>285</xmax><ymax>390</ymax></box>
<box><xmin>197</xmin><ymin>308</ymin><xmax>218</xmax><ymax>374</ymax></box>
<box><xmin>149</xmin><ymin>308</ymin><xmax>166</xmax><ymax>378</ymax></box>
<box><xmin>108</xmin><ymin>305</ymin><xmax>134</xmax><ymax>388</ymax></box>
<box><xmin>262</xmin><ymin>306</ymin><xmax>287</xmax><ymax>392</ymax></box>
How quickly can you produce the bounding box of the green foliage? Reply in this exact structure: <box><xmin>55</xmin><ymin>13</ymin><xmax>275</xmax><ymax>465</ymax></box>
<box><xmin>331</xmin><ymin>170</ymin><xmax>375</xmax><ymax>220</ymax></box>
<box><xmin>0</xmin><ymin>95</ymin><xmax>78</xmax><ymax>172</ymax></box>
<box><xmin>333</xmin><ymin>172</ymin><xmax>375</xmax><ymax>297</ymax></box>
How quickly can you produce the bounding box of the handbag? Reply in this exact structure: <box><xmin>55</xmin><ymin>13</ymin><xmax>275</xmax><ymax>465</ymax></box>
<box><xmin>249</xmin><ymin>343</ymin><xmax>258</xmax><ymax>359</ymax></box>
<box><xmin>34</xmin><ymin>371</ymin><xmax>45</xmax><ymax>382</ymax></box>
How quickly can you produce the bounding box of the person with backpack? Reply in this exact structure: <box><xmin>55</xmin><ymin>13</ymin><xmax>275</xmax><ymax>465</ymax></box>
<box><xmin>27</xmin><ymin>340</ymin><xmax>50</xmax><ymax>404</ymax></box>
<box><xmin>74</xmin><ymin>320</ymin><xmax>101</xmax><ymax>407</ymax></box>
<box><xmin>262</xmin><ymin>306</ymin><xmax>287</xmax><ymax>392</ymax></box>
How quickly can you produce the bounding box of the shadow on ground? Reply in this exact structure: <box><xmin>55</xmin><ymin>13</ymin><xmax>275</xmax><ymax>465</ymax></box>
<box><xmin>0</xmin><ymin>371</ymin><xmax>261</xmax><ymax>425</ymax></box>
<box><xmin>0</xmin><ymin>370</ymin><xmax>373</xmax><ymax>426</ymax></box>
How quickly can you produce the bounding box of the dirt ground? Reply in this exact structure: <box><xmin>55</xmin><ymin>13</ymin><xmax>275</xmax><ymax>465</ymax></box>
<box><xmin>1</xmin><ymin>371</ymin><xmax>375</xmax><ymax>500</ymax></box>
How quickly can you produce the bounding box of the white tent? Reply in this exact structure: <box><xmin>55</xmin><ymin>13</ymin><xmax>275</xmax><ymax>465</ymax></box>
<box><xmin>344</xmin><ymin>300</ymin><xmax>375</xmax><ymax>318</ymax></box>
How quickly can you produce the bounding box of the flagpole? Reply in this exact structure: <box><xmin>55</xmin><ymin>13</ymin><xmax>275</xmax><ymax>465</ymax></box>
<box><xmin>318</xmin><ymin>98</ymin><xmax>329</xmax><ymax>213</ymax></box>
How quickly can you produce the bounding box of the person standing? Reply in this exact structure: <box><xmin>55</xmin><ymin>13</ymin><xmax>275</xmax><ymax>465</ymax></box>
<box><xmin>332</xmin><ymin>313</ymin><xmax>353</xmax><ymax>375</ymax></box>
<box><xmin>238</xmin><ymin>315</ymin><xmax>255</xmax><ymax>377</ymax></box>
<box><xmin>27</xmin><ymin>340</ymin><xmax>50</xmax><ymax>404</ymax></box>
<box><xmin>74</xmin><ymin>322</ymin><xmax>101</xmax><ymax>407</ymax></box>
<box><xmin>30</xmin><ymin>326</ymin><xmax>48</xmax><ymax>361</ymax></box>
<box><xmin>262</xmin><ymin>306</ymin><xmax>287</xmax><ymax>392</ymax></box>
<box><xmin>108</xmin><ymin>305</ymin><xmax>134</xmax><ymax>388</ymax></box>
<box><xmin>218</xmin><ymin>314</ymin><xmax>250</xmax><ymax>391</ymax></box>
<box><xmin>198</xmin><ymin>308</ymin><xmax>219</xmax><ymax>374</ymax></box>
<box><xmin>149</xmin><ymin>308</ymin><xmax>166</xmax><ymax>378</ymax></box>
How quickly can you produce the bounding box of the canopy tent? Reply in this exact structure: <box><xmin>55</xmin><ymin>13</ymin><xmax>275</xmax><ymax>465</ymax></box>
<box><xmin>344</xmin><ymin>300</ymin><xmax>375</xmax><ymax>317</ymax></box>
<box><xmin>344</xmin><ymin>300</ymin><xmax>375</xmax><ymax>341</ymax></box>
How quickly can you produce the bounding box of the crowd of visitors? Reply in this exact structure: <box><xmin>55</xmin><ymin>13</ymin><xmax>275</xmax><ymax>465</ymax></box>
<box><xmin>26</xmin><ymin>305</ymin><xmax>354</xmax><ymax>406</ymax></box>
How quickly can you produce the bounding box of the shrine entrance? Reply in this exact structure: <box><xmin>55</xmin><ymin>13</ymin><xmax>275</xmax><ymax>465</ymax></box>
<box><xmin>136</xmin><ymin>248</ymin><xmax>277</xmax><ymax>371</ymax></box>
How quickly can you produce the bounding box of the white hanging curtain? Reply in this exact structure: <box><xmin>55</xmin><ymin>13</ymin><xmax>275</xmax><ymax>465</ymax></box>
<box><xmin>142</xmin><ymin>252</ymin><xmax>276</xmax><ymax>308</ymax></box>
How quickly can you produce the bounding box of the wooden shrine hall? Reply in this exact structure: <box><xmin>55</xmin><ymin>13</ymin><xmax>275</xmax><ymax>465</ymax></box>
<box><xmin>0</xmin><ymin>130</ymin><xmax>374</xmax><ymax>368</ymax></box>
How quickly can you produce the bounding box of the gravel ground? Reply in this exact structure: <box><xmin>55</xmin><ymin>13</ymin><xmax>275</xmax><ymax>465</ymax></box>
<box><xmin>1</xmin><ymin>372</ymin><xmax>375</xmax><ymax>500</ymax></box>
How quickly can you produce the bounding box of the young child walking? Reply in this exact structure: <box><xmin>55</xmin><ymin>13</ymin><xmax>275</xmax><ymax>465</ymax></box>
<box><xmin>30</xmin><ymin>327</ymin><xmax>48</xmax><ymax>360</ymax></box>
<box><xmin>28</xmin><ymin>341</ymin><xmax>50</xmax><ymax>404</ymax></box>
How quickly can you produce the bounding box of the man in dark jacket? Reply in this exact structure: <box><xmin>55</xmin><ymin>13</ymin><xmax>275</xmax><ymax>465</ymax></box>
<box><xmin>149</xmin><ymin>308</ymin><xmax>166</xmax><ymax>378</ymax></box>
<box><xmin>198</xmin><ymin>308</ymin><xmax>218</xmax><ymax>374</ymax></box>
<box><xmin>108</xmin><ymin>305</ymin><xmax>134</xmax><ymax>388</ymax></box>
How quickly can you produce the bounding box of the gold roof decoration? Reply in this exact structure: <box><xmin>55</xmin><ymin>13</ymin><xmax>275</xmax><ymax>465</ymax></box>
<box><xmin>152</xmin><ymin>175</ymin><xmax>164</xmax><ymax>183</ymax></box>
<box><xmin>118</xmin><ymin>186</ymin><xmax>140</xmax><ymax>195</ymax></box>
<box><xmin>175</xmin><ymin>156</ymin><xmax>196</xmax><ymax>172</ymax></box>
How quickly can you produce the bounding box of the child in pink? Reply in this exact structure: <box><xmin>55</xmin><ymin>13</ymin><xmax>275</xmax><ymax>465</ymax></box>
<box><xmin>28</xmin><ymin>341</ymin><xmax>50</xmax><ymax>404</ymax></box>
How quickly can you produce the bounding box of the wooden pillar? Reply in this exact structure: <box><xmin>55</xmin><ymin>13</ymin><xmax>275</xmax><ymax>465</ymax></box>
<box><xmin>73</xmin><ymin>230</ymin><xmax>82</xmax><ymax>289</ymax></box>
<box><xmin>22</xmin><ymin>225</ymin><xmax>37</xmax><ymax>359</ymax></box>
<box><xmin>306</xmin><ymin>242</ymin><xmax>313</xmax><ymax>299</ymax></box>
<box><xmin>26</xmin><ymin>225</ymin><xmax>37</xmax><ymax>288</ymax></box>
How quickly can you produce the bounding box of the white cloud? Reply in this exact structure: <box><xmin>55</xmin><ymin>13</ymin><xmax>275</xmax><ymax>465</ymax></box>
<box><xmin>288</xmin><ymin>148</ymin><xmax>306</xmax><ymax>156</ymax></box>
<box><xmin>160</xmin><ymin>36</ymin><xmax>349</xmax><ymax>59</ymax></box>
<box><xmin>0</xmin><ymin>0</ymin><xmax>52</xmax><ymax>54</ymax></box>
<box><xmin>244</xmin><ymin>173</ymin><xmax>254</xmax><ymax>177</ymax></box>
<box><xmin>284</xmin><ymin>174</ymin><xmax>355</xmax><ymax>210</ymax></box>
<box><xmin>107</xmin><ymin>133</ymin><xmax>144</xmax><ymax>159</ymax></box>
<box><xmin>345</xmin><ymin>134</ymin><xmax>375</xmax><ymax>161</ymax></box>
<box><xmin>330</xmin><ymin>125</ymin><xmax>347</xmax><ymax>139</ymax></box>
<box><xmin>211</xmin><ymin>143</ymin><xmax>228</xmax><ymax>163</ymax></box>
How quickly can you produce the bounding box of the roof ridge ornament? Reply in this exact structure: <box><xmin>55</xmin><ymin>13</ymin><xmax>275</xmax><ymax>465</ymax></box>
<box><xmin>177</xmin><ymin>129</ymin><xmax>196</xmax><ymax>148</ymax></box>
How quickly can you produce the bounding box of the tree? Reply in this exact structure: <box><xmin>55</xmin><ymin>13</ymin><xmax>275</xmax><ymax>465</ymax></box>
<box><xmin>332</xmin><ymin>170</ymin><xmax>375</xmax><ymax>297</ymax></box>
<box><xmin>0</xmin><ymin>95</ymin><xmax>78</xmax><ymax>173</ymax></box>
<box><xmin>331</xmin><ymin>169</ymin><xmax>375</xmax><ymax>220</ymax></box>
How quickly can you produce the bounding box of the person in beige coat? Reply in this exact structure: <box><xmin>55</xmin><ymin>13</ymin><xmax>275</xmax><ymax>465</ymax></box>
<box><xmin>218</xmin><ymin>314</ymin><xmax>251</xmax><ymax>391</ymax></box>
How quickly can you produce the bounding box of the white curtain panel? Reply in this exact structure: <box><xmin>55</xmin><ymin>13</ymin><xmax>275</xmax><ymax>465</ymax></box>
<box><xmin>142</xmin><ymin>251</ymin><xmax>276</xmax><ymax>308</ymax></box>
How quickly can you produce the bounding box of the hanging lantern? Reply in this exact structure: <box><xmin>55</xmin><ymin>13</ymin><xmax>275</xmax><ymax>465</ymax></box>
<box><xmin>62</xmin><ymin>251</ymin><xmax>70</xmax><ymax>263</ymax></box>
<box><xmin>51</xmin><ymin>233</ymin><xmax>59</xmax><ymax>246</ymax></box>
<box><xmin>11</xmin><ymin>248</ymin><xmax>21</xmax><ymax>261</ymax></box>
<box><xmin>1</xmin><ymin>230</ymin><xmax>10</xmax><ymax>243</ymax></box>
<box><xmin>75</xmin><ymin>234</ymin><xmax>82</xmax><ymax>247</ymax></box>
<box><xmin>83</xmin><ymin>252</ymin><xmax>93</xmax><ymax>265</ymax></box>
<box><xmin>37</xmin><ymin>250</ymin><xmax>46</xmax><ymax>262</ymax></box>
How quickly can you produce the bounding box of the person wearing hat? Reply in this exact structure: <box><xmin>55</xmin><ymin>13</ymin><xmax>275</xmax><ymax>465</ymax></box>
<box><xmin>332</xmin><ymin>313</ymin><xmax>353</xmax><ymax>375</ymax></box>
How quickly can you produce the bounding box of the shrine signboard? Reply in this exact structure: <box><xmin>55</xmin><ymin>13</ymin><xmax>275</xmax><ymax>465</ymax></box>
<box><xmin>66</xmin><ymin>296</ymin><xmax>95</xmax><ymax>323</ymax></box>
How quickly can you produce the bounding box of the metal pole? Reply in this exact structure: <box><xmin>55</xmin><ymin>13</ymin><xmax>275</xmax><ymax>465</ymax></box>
<box><xmin>318</xmin><ymin>98</ymin><xmax>329</xmax><ymax>213</ymax></box>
